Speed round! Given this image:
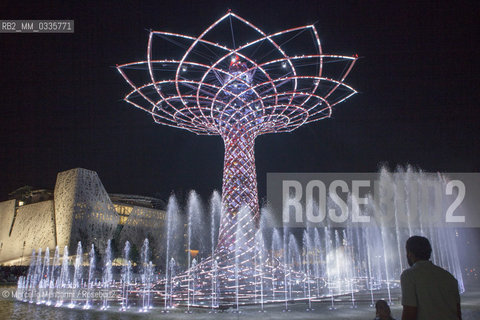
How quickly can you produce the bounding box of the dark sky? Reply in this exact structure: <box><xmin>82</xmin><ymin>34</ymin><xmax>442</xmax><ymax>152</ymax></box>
<box><xmin>0</xmin><ymin>1</ymin><xmax>478</xmax><ymax>203</ymax></box>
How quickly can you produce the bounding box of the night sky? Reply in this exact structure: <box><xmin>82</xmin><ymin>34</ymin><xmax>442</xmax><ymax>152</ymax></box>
<box><xmin>0</xmin><ymin>1</ymin><xmax>478</xmax><ymax>204</ymax></box>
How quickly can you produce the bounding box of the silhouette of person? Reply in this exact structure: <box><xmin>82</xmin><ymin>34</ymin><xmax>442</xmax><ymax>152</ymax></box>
<box><xmin>401</xmin><ymin>236</ymin><xmax>462</xmax><ymax>320</ymax></box>
<box><xmin>374</xmin><ymin>299</ymin><xmax>396</xmax><ymax>320</ymax></box>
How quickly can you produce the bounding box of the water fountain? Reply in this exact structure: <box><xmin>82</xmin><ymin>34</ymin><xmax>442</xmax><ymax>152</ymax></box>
<box><xmin>209</xmin><ymin>191</ymin><xmax>221</xmax><ymax>312</ymax></box>
<box><xmin>101</xmin><ymin>240</ymin><xmax>112</xmax><ymax>310</ymax></box>
<box><xmin>23</xmin><ymin>250</ymin><xmax>34</xmax><ymax>303</ymax></box>
<box><xmin>69</xmin><ymin>242</ymin><xmax>82</xmax><ymax>308</ymax></box>
<box><xmin>303</xmin><ymin>230</ymin><xmax>313</xmax><ymax>311</ymax></box>
<box><xmin>163</xmin><ymin>194</ymin><xmax>179</xmax><ymax>312</ymax></box>
<box><xmin>168</xmin><ymin>258</ymin><xmax>176</xmax><ymax>309</ymax></box>
<box><xmin>120</xmin><ymin>241</ymin><xmax>131</xmax><ymax>311</ymax></box>
<box><xmin>255</xmin><ymin>229</ymin><xmax>266</xmax><ymax>311</ymax></box>
<box><xmin>185</xmin><ymin>191</ymin><xmax>204</xmax><ymax>313</ymax></box>
<box><xmin>282</xmin><ymin>227</ymin><xmax>290</xmax><ymax>312</ymax></box>
<box><xmin>139</xmin><ymin>239</ymin><xmax>152</xmax><ymax>312</ymax></box>
<box><xmin>34</xmin><ymin>248</ymin><xmax>43</xmax><ymax>304</ymax></box>
<box><xmin>271</xmin><ymin>229</ymin><xmax>282</xmax><ymax>302</ymax></box>
<box><xmin>17</xmin><ymin>167</ymin><xmax>466</xmax><ymax>313</ymax></box>
<box><xmin>210</xmin><ymin>259</ymin><xmax>219</xmax><ymax>312</ymax></box>
<box><xmin>83</xmin><ymin>244</ymin><xmax>95</xmax><ymax>309</ymax></box>
<box><xmin>54</xmin><ymin>246</ymin><xmax>69</xmax><ymax>307</ymax></box>
<box><xmin>40</xmin><ymin>247</ymin><xmax>50</xmax><ymax>304</ymax></box>
<box><xmin>46</xmin><ymin>246</ymin><xmax>60</xmax><ymax>306</ymax></box>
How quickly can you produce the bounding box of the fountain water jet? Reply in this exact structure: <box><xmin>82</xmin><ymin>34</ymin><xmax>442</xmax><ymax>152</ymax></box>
<box><xmin>140</xmin><ymin>239</ymin><xmax>152</xmax><ymax>312</ymax></box>
<box><xmin>47</xmin><ymin>246</ymin><xmax>60</xmax><ymax>306</ymax></box>
<box><xmin>68</xmin><ymin>242</ymin><xmax>82</xmax><ymax>308</ymax></box>
<box><xmin>56</xmin><ymin>246</ymin><xmax>69</xmax><ymax>307</ymax></box>
<box><xmin>101</xmin><ymin>240</ymin><xmax>112</xmax><ymax>310</ymax></box>
<box><xmin>120</xmin><ymin>241</ymin><xmax>131</xmax><ymax>311</ymax></box>
<box><xmin>83</xmin><ymin>244</ymin><xmax>95</xmax><ymax>309</ymax></box>
<box><xmin>163</xmin><ymin>195</ymin><xmax>179</xmax><ymax>312</ymax></box>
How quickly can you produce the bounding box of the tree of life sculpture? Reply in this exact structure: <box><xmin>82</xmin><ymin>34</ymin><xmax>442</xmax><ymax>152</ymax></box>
<box><xmin>117</xmin><ymin>11</ymin><xmax>357</xmax><ymax>259</ymax></box>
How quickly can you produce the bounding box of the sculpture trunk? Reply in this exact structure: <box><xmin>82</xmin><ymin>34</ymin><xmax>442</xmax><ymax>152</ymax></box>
<box><xmin>217</xmin><ymin>129</ymin><xmax>259</xmax><ymax>252</ymax></box>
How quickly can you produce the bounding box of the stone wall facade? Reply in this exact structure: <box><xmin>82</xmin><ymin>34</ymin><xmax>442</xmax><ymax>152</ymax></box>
<box><xmin>0</xmin><ymin>168</ymin><xmax>166</xmax><ymax>265</ymax></box>
<box><xmin>0</xmin><ymin>200</ymin><xmax>58</xmax><ymax>265</ymax></box>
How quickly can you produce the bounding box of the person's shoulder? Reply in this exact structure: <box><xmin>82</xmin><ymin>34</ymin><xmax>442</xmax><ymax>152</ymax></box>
<box><xmin>400</xmin><ymin>267</ymin><xmax>414</xmax><ymax>280</ymax></box>
<box><xmin>431</xmin><ymin>263</ymin><xmax>459</xmax><ymax>283</ymax></box>
<box><xmin>431</xmin><ymin>262</ymin><xmax>455</xmax><ymax>276</ymax></box>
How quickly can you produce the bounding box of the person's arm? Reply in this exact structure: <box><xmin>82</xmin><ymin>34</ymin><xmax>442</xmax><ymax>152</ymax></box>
<box><xmin>402</xmin><ymin>305</ymin><xmax>417</xmax><ymax>320</ymax></box>
<box><xmin>457</xmin><ymin>302</ymin><xmax>462</xmax><ymax>320</ymax></box>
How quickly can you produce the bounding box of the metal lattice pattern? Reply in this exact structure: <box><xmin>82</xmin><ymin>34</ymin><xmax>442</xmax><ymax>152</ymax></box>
<box><xmin>117</xmin><ymin>11</ymin><xmax>357</xmax><ymax>250</ymax></box>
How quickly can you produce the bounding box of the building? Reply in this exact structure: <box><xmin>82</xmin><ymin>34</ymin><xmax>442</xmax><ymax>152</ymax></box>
<box><xmin>0</xmin><ymin>168</ymin><xmax>167</xmax><ymax>266</ymax></box>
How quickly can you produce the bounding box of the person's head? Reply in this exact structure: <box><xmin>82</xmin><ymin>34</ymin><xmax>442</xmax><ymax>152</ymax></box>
<box><xmin>406</xmin><ymin>235</ymin><xmax>432</xmax><ymax>266</ymax></box>
<box><xmin>375</xmin><ymin>299</ymin><xmax>392</xmax><ymax>319</ymax></box>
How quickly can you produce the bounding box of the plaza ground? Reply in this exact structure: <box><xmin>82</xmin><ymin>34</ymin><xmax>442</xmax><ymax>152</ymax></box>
<box><xmin>1</xmin><ymin>284</ymin><xmax>479</xmax><ymax>320</ymax></box>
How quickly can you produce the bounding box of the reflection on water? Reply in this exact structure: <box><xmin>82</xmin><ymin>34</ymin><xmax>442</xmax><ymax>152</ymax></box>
<box><xmin>1</xmin><ymin>285</ymin><xmax>480</xmax><ymax>320</ymax></box>
<box><xmin>1</xmin><ymin>299</ymin><xmax>129</xmax><ymax>320</ymax></box>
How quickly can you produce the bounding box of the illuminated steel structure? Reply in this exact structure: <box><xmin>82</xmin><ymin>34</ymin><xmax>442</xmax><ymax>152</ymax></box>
<box><xmin>117</xmin><ymin>11</ymin><xmax>357</xmax><ymax>252</ymax></box>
